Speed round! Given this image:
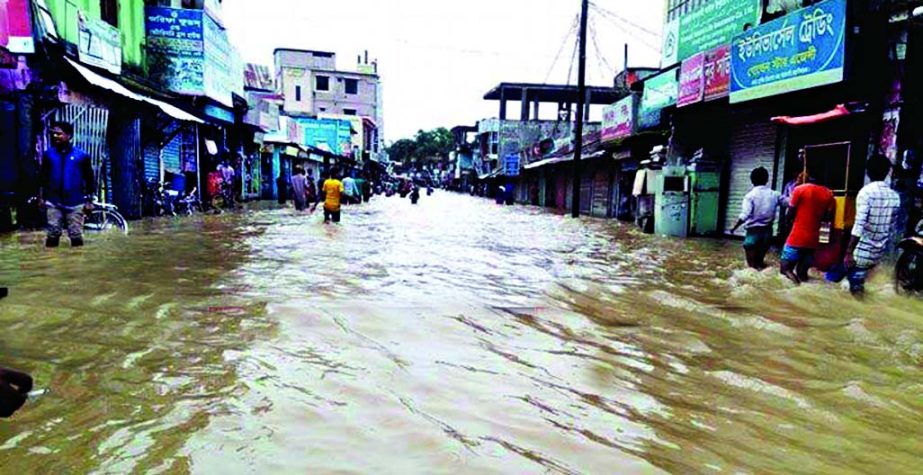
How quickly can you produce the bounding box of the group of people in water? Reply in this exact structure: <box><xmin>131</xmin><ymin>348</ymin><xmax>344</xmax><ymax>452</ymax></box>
<box><xmin>733</xmin><ymin>153</ymin><xmax>900</xmax><ymax>295</ymax></box>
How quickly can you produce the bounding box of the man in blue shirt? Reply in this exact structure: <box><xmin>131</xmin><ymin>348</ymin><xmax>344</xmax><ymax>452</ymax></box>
<box><xmin>39</xmin><ymin>122</ymin><xmax>95</xmax><ymax>248</ymax></box>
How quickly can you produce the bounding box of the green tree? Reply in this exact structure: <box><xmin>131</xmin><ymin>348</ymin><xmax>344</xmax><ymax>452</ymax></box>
<box><xmin>386</xmin><ymin>139</ymin><xmax>417</xmax><ymax>164</ymax></box>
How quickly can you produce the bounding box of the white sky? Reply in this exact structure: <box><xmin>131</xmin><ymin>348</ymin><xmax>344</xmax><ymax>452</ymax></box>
<box><xmin>222</xmin><ymin>0</ymin><xmax>664</xmax><ymax>143</ymax></box>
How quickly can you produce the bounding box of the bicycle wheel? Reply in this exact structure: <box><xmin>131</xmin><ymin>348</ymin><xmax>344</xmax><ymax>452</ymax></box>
<box><xmin>85</xmin><ymin>209</ymin><xmax>129</xmax><ymax>235</ymax></box>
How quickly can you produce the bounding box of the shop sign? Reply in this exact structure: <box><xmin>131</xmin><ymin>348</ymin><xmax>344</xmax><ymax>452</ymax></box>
<box><xmin>146</xmin><ymin>7</ymin><xmax>242</xmax><ymax>107</ymax></box>
<box><xmin>146</xmin><ymin>7</ymin><xmax>205</xmax><ymax>96</ymax></box>
<box><xmin>730</xmin><ymin>0</ymin><xmax>846</xmax><ymax>104</ymax></box>
<box><xmin>0</xmin><ymin>0</ymin><xmax>34</xmax><ymax>54</ymax></box>
<box><xmin>601</xmin><ymin>95</ymin><xmax>636</xmax><ymax>143</ymax></box>
<box><xmin>504</xmin><ymin>154</ymin><xmax>520</xmax><ymax>177</ymax></box>
<box><xmin>677</xmin><ymin>53</ymin><xmax>705</xmax><ymax>107</ymax></box>
<box><xmin>78</xmin><ymin>11</ymin><xmax>122</xmax><ymax>74</ymax></box>
<box><xmin>639</xmin><ymin>67</ymin><xmax>678</xmax><ymax>129</ymax></box>
<box><xmin>703</xmin><ymin>45</ymin><xmax>731</xmax><ymax>101</ymax></box>
<box><xmin>662</xmin><ymin>0</ymin><xmax>761</xmax><ymax>66</ymax></box>
<box><xmin>203</xmin><ymin>103</ymin><xmax>234</xmax><ymax>124</ymax></box>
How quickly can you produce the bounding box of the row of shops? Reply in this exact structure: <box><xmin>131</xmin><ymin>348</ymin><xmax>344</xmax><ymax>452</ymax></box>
<box><xmin>481</xmin><ymin>0</ymin><xmax>923</xmax><ymax>262</ymax></box>
<box><xmin>0</xmin><ymin>1</ymin><xmax>381</xmax><ymax>231</ymax></box>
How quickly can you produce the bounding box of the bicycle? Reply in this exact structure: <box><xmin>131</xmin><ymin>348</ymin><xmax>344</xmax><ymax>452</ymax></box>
<box><xmin>84</xmin><ymin>201</ymin><xmax>129</xmax><ymax>235</ymax></box>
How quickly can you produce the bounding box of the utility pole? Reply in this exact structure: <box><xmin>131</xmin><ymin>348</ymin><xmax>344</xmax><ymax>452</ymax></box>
<box><xmin>571</xmin><ymin>0</ymin><xmax>589</xmax><ymax>218</ymax></box>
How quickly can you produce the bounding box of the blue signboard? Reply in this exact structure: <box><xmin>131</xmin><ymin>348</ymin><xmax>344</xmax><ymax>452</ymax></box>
<box><xmin>730</xmin><ymin>0</ymin><xmax>846</xmax><ymax>104</ymax></box>
<box><xmin>504</xmin><ymin>154</ymin><xmax>520</xmax><ymax>177</ymax></box>
<box><xmin>298</xmin><ymin>118</ymin><xmax>352</xmax><ymax>156</ymax></box>
<box><xmin>146</xmin><ymin>7</ymin><xmax>205</xmax><ymax>96</ymax></box>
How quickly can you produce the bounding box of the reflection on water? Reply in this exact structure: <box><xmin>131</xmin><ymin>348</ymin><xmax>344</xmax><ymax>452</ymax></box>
<box><xmin>1</xmin><ymin>193</ymin><xmax>922</xmax><ymax>474</ymax></box>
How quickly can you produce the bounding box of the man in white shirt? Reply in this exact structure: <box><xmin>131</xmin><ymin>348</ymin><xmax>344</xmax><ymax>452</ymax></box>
<box><xmin>730</xmin><ymin>167</ymin><xmax>784</xmax><ymax>270</ymax></box>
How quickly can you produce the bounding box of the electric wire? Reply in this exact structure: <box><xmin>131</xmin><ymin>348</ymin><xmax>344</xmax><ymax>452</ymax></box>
<box><xmin>543</xmin><ymin>14</ymin><xmax>581</xmax><ymax>85</ymax></box>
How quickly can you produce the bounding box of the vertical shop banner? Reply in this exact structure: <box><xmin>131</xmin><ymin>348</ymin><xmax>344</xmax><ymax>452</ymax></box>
<box><xmin>78</xmin><ymin>11</ymin><xmax>122</xmax><ymax>74</ymax></box>
<box><xmin>662</xmin><ymin>0</ymin><xmax>760</xmax><ymax>66</ymax></box>
<box><xmin>730</xmin><ymin>0</ymin><xmax>846</xmax><ymax>104</ymax></box>
<box><xmin>0</xmin><ymin>0</ymin><xmax>34</xmax><ymax>53</ymax></box>
<box><xmin>601</xmin><ymin>95</ymin><xmax>636</xmax><ymax>143</ymax></box>
<box><xmin>703</xmin><ymin>45</ymin><xmax>731</xmax><ymax>101</ymax></box>
<box><xmin>677</xmin><ymin>53</ymin><xmax>705</xmax><ymax>107</ymax></box>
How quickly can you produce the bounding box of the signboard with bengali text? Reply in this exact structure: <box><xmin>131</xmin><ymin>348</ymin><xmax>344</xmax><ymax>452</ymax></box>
<box><xmin>730</xmin><ymin>0</ymin><xmax>846</xmax><ymax>104</ymax></box>
<box><xmin>677</xmin><ymin>53</ymin><xmax>705</xmax><ymax>107</ymax></box>
<box><xmin>78</xmin><ymin>11</ymin><xmax>122</xmax><ymax>74</ymax></box>
<box><xmin>663</xmin><ymin>0</ymin><xmax>761</xmax><ymax>66</ymax></box>
<box><xmin>601</xmin><ymin>95</ymin><xmax>637</xmax><ymax>143</ymax></box>
<box><xmin>704</xmin><ymin>45</ymin><xmax>731</xmax><ymax>101</ymax></box>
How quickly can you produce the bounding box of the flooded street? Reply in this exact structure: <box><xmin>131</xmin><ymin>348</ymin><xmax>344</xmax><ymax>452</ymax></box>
<box><xmin>1</xmin><ymin>192</ymin><xmax>922</xmax><ymax>474</ymax></box>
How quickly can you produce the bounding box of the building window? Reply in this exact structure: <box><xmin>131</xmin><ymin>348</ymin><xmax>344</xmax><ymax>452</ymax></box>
<box><xmin>100</xmin><ymin>0</ymin><xmax>119</xmax><ymax>27</ymax></box>
<box><xmin>489</xmin><ymin>132</ymin><xmax>499</xmax><ymax>155</ymax></box>
<box><xmin>295</xmin><ymin>85</ymin><xmax>302</xmax><ymax>102</ymax></box>
<box><xmin>344</xmin><ymin>79</ymin><xmax>358</xmax><ymax>95</ymax></box>
<box><xmin>319</xmin><ymin>107</ymin><xmax>327</xmax><ymax>112</ymax></box>
<box><xmin>316</xmin><ymin>75</ymin><xmax>330</xmax><ymax>91</ymax></box>
<box><xmin>344</xmin><ymin>109</ymin><xmax>357</xmax><ymax>116</ymax></box>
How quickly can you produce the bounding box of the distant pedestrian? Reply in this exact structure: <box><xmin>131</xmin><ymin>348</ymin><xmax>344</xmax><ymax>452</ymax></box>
<box><xmin>318</xmin><ymin>169</ymin><xmax>345</xmax><ymax>223</ymax></box>
<box><xmin>305</xmin><ymin>168</ymin><xmax>318</xmax><ymax>206</ymax></box>
<box><xmin>841</xmin><ymin>155</ymin><xmax>901</xmax><ymax>295</ymax></box>
<box><xmin>342</xmin><ymin>174</ymin><xmax>357</xmax><ymax>205</ymax></box>
<box><xmin>40</xmin><ymin>121</ymin><xmax>95</xmax><ymax>248</ymax></box>
<box><xmin>276</xmin><ymin>174</ymin><xmax>287</xmax><ymax>205</ymax></box>
<box><xmin>730</xmin><ymin>167</ymin><xmax>784</xmax><ymax>270</ymax></box>
<box><xmin>290</xmin><ymin>166</ymin><xmax>309</xmax><ymax>211</ymax></box>
<box><xmin>780</xmin><ymin>171</ymin><xmax>835</xmax><ymax>284</ymax></box>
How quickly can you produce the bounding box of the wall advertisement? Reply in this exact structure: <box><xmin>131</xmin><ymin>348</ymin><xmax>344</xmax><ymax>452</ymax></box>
<box><xmin>730</xmin><ymin>0</ymin><xmax>846</xmax><ymax>104</ymax></box>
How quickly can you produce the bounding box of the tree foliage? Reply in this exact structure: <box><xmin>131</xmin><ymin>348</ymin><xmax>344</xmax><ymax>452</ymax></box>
<box><xmin>387</xmin><ymin>128</ymin><xmax>454</xmax><ymax>166</ymax></box>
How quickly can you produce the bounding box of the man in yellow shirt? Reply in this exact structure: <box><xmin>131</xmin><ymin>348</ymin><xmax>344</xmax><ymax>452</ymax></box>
<box><xmin>316</xmin><ymin>169</ymin><xmax>345</xmax><ymax>223</ymax></box>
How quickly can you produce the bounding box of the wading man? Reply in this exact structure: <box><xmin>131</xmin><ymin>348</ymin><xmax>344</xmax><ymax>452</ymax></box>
<box><xmin>40</xmin><ymin>122</ymin><xmax>95</xmax><ymax>248</ymax></box>
<box><xmin>780</xmin><ymin>171</ymin><xmax>835</xmax><ymax>284</ymax></box>
<box><xmin>318</xmin><ymin>169</ymin><xmax>345</xmax><ymax>223</ymax></box>
<box><xmin>730</xmin><ymin>167</ymin><xmax>784</xmax><ymax>270</ymax></box>
<box><xmin>843</xmin><ymin>155</ymin><xmax>901</xmax><ymax>295</ymax></box>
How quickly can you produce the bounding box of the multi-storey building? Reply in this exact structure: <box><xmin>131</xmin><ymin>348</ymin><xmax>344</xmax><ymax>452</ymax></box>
<box><xmin>273</xmin><ymin>48</ymin><xmax>383</xmax><ymax>156</ymax></box>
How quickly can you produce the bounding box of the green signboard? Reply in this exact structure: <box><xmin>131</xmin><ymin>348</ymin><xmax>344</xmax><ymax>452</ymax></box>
<box><xmin>639</xmin><ymin>67</ymin><xmax>678</xmax><ymax>129</ymax></box>
<box><xmin>662</xmin><ymin>0</ymin><xmax>762</xmax><ymax>66</ymax></box>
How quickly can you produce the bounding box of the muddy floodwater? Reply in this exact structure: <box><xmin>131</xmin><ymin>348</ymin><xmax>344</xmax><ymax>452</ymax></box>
<box><xmin>1</xmin><ymin>192</ymin><xmax>922</xmax><ymax>474</ymax></box>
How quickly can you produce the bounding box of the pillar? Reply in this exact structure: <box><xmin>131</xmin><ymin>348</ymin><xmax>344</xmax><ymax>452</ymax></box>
<box><xmin>108</xmin><ymin>105</ymin><xmax>143</xmax><ymax>219</ymax></box>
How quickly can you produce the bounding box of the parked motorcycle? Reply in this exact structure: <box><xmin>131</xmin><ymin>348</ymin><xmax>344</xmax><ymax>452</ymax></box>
<box><xmin>143</xmin><ymin>178</ymin><xmax>167</xmax><ymax>217</ymax></box>
<box><xmin>174</xmin><ymin>187</ymin><xmax>202</xmax><ymax>216</ymax></box>
<box><xmin>896</xmin><ymin>220</ymin><xmax>923</xmax><ymax>294</ymax></box>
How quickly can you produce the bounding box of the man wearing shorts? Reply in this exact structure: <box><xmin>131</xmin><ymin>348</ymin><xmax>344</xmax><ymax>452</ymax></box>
<box><xmin>730</xmin><ymin>167</ymin><xmax>784</xmax><ymax>270</ymax></box>
<box><xmin>780</xmin><ymin>172</ymin><xmax>835</xmax><ymax>284</ymax></box>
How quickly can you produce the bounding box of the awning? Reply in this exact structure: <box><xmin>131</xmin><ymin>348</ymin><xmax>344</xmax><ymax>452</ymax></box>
<box><xmin>523</xmin><ymin>149</ymin><xmax>608</xmax><ymax>170</ymax></box>
<box><xmin>771</xmin><ymin>104</ymin><xmax>851</xmax><ymax>126</ymax></box>
<box><xmin>65</xmin><ymin>58</ymin><xmax>204</xmax><ymax>123</ymax></box>
<box><xmin>478</xmin><ymin>168</ymin><xmax>502</xmax><ymax>180</ymax></box>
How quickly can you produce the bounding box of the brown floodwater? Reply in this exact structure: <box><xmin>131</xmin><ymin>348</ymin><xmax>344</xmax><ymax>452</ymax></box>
<box><xmin>1</xmin><ymin>192</ymin><xmax>922</xmax><ymax>474</ymax></box>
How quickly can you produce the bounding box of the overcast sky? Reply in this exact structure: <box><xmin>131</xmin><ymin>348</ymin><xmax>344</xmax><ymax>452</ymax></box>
<box><xmin>222</xmin><ymin>0</ymin><xmax>664</xmax><ymax>143</ymax></box>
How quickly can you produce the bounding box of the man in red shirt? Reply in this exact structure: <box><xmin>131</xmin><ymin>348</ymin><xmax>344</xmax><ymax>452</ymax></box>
<box><xmin>780</xmin><ymin>172</ymin><xmax>835</xmax><ymax>284</ymax></box>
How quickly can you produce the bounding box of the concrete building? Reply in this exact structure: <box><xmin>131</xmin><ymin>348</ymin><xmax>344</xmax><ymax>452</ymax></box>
<box><xmin>273</xmin><ymin>48</ymin><xmax>383</xmax><ymax>156</ymax></box>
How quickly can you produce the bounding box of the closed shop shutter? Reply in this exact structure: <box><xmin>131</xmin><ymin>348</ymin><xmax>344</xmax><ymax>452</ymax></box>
<box><xmin>725</xmin><ymin>113</ymin><xmax>778</xmax><ymax>236</ymax></box>
<box><xmin>162</xmin><ymin>134</ymin><xmax>182</xmax><ymax>174</ymax></box>
<box><xmin>591</xmin><ymin>164</ymin><xmax>610</xmax><ymax>218</ymax></box>
<box><xmin>580</xmin><ymin>166</ymin><xmax>593</xmax><ymax>215</ymax></box>
<box><xmin>143</xmin><ymin>145</ymin><xmax>160</xmax><ymax>182</ymax></box>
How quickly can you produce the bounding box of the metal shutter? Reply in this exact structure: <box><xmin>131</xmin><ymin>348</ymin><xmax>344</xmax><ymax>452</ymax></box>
<box><xmin>591</xmin><ymin>165</ymin><xmax>610</xmax><ymax>218</ymax></box>
<box><xmin>162</xmin><ymin>134</ymin><xmax>182</xmax><ymax>174</ymax></box>
<box><xmin>724</xmin><ymin>114</ymin><xmax>778</xmax><ymax>236</ymax></box>
<box><xmin>143</xmin><ymin>145</ymin><xmax>160</xmax><ymax>182</ymax></box>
